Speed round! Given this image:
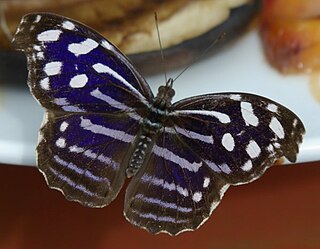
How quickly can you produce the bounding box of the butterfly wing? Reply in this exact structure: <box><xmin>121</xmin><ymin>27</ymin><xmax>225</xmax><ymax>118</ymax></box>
<box><xmin>124</xmin><ymin>130</ymin><xmax>228</xmax><ymax>235</ymax></box>
<box><xmin>124</xmin><ymin>93</ymin><xmax>305</xmax><ymax>235</ymax></box>
<box><xmin>170</xmin><ymin>93</ymin><xmax>305</xmax><ymax>184</ymax></box>
<box><xmin>12</xmin><ymin>13</ymin><xmax>153</xmax><ymax>114</ymax></box>
<box><xmin>39</xmin><ymin>113</ymin><xmax>140</xmax><ymax>207</ymax></box>
<box><xmin>12</xmin><ymin>13</ymin><xmax>152</xmax><ymax>207</ymax></box>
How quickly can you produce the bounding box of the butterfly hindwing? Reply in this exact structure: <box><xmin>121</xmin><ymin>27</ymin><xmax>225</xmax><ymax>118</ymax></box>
<box><xmin>12</xmin><ymin>13</ymin><xmax>153</xmax><ymax>114</ymax></box>
<box><xmin>170</xmin><ymin>93</ymin><xmax>305</xmax><ymax>185</ymax></box>
<box><xmin>124</xmin><ymin>129</ymin><xmax>230</xmax><ymax>235</ymax></box>
<box><xmin>38</xmin><ymin>112</ymin><xmax>140</xmax><ymax>207</ymax></box>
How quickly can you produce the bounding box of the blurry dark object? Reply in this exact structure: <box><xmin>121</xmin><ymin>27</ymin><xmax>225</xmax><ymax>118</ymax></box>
<box><xmin>1</xmin><ymin>0</ymin><xmax>260</xmax><ymax>74</ymax></box>
<box><xmin>260</xmin><ymin>0</ymin><xmax>320</xmax><ymax>74</ymax></box>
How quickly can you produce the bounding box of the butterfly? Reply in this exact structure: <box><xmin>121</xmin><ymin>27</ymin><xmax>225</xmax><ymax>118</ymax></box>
<box><xmin>12</xmin><ymin>13</ymin><xmax>305</xmax><ymax>235</ymax></box>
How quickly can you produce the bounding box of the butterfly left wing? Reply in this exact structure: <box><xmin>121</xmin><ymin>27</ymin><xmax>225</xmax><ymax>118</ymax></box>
<box><xmin>124</xmin><ymin>93</ymin><xmax>305</xmax><ymax>235</ymax></box>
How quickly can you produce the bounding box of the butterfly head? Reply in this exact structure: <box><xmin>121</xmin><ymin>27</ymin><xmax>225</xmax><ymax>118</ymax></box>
<box><xmin>154</xmin><ymin>78</ymin><xmax>175</xmax><ymax>110</ymax></box>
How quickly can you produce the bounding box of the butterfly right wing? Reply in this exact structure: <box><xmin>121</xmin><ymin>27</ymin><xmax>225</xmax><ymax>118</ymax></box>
<box><xmin>12</xmin><ymin>13</ymin><xmax>153</xmax><ymax>115</ymax></box>
<box><xmin>38</xmin><ymin>112</ymin><xmax>140</xmax><ymax>207</ymax></box>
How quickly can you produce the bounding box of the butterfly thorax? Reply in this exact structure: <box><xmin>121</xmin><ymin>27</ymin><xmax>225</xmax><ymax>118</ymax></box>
<box><xmin>126</xmin><ymin>79</ymin><xmax>175</xmax><ymax>177</ymax></box>
<box><xmin>152</xmin><ymin>78</ymin><xmax>175</xmax><ymax>110</ymax></box>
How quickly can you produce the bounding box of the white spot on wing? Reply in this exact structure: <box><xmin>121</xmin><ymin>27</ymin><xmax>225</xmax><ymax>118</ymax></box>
<box><xmin>44</xmin><ymin>61</ymin><xmax>62</xmax><ymax>76</ymax></box>
<box><xmin>34</xmin><ymin>15</ymin><xmax>41</xmax><ymax>23</ymax></box>
<box><xmin>172</xmin><ymin>110</ymin><xmax>231</xmax><ymax>124</ymax></box>
<box><xmin>241</xmin><ymin>102</ymin><xmax>259</xmax><ymax>126</ymax></box>
<box><xmin>130</xmin><ymin>209</ymin><xmax>188</xmax><ymax>224</ymax></box>
<box><xmin>229</xmin><ymin>94</ymin><xmax>242</xmax><ymax>101</ymax></box>
<box><xmin>62</xmin><ymin>106</ymin><xmax>85</xmax><ymax>112</ymax></box>
<box><xmin>69</xmin><ymin>74</ymin><xmax>88</xmax><ymax>88</ymax></box>
<box><xmin>56</xmin><ymin>137</ymin><xmax>66</xmax><ymax>148</ymax></box>
<box><xmin>246</xmin><ymin>140</ymin><xmax>261</xmax><ymax>159</ymax></box>
<box><xmin>164</xmin><ymin>126</ymin><xmax>214</xmax><ymax>144</ymax></box>
<box><xmin>220</xmin><ymin>163</ymin><xmax>232</xmax><ymax>174</ymax></box>
<box><xmin>221</xmin><ymin>133</ymin><xmax>235</xmax><ymax>151</ymax></box>
<box><xmin>273</xmin><ymin>142</ymin><xmax>280</xmax><ymax>148</ymax></box>
<box><xmin>192</xmin><ymin>192</ymin><xmax>202</xmax><ymax>202</ymax></box>
<box><xmin>90</xmin><ymin>88</ymin><xmax>141</xmax><ymax>121</ymax></box>
<box><xmin>53</xmin><ymin>156</ymin><xmax>109</xmax><ymax>184</ymax></box>
<box><xmin>135</xmin><ymin>194</ymin><xmax>192</xmax><ymax>213</ymax></box>
<box><xmin>177</xmin><ymin>186</ymin><xmax>189</xmax><ymax>197</ymax></box>
<box><xmin>68</xmin><ymin>38</ymin><xmax>99</xmax><ymax>56</ymax></box>
<box><xmin>53</xmin><ymin>98</ymin><xmax>69</xmax><ymax>105</ymax></box>
<box><xmin>53</xmin><ymin>98</ymin><xmax>86</xmax><ymax>112</ymax></box>
<box><xmin>48</xmin><ymin>167</ymin><xmax>96</xmax><ymax>197</ymax></box>
<box><xmin>37</xmin><ymin>52</ymin><xmax>44</xmax><ymax>59</ymax></box>
<box><xmin>37</xmin><ymin>30</ymin><xmax>62</xmax><ymax>42</ymax></box>
<box><xmin>241</xmin><ymin>160</ymin><xmax>253</xmax><ymax>171</ymax></box>
<box><xmin>269</xmin><ymin>117</ymin><xmax>285</xmax><ymax>139</ymax></box>
<box><xmin>101</xmin><ymin>40</ymin><xmax>113</xmax><ymax>50</ymax></box>
<box><xmin>140</xmin><ymin>174</ymin><xmax>189</xmax><ymax>197</ymax></box>
<box><xmin>33</xmin><ymin>45</ymin><xmax>41</xmax><ymax>51</ymax></box>
<box><xmin>267</xmin><ymin>103</ymin><xmax>278</xmax><ymax>113</ymax></box>
<box><xmin>267</xmin><ymin>144</ymin><xmax>274</xmax><ymax>152</ymax></box>
<box><xmin>152</xmin><ymin>145</ymin><xmax>202</xmax><ymax>172</ymax></box>
<box><xmin>40</xmin><ymin>77</ymin><xmax>50</xmax><ymax>90</ymax></box>
<box><xmin>60</xmin><ymin>121</ymin><xmax>69</xmax><ymax>132</ymax></box>
<box><xmin>68</xmin><ymin>145</ymin><xmax>119</xmax><ymax>169</ymax></box>
<box><xmin>204</xmin><ymin>160</ymin><xmax>221</xmax><ymax>173</ymax></box>
<box><xmin>92</xmin><ymin>63</ymin><xmax>148</xmax><ymax>104</ymax></box>
<box><xmin>203</xmin><ymin>177</ymin><xmax>210</xmax><ymax>188</ymax></box>
<box><xmin>69</xmin><ymin>145</ymin><xmax>85</xmax><ymax>153</ymax></box>
<box><xmin>80</xmin><ymin>117</ymin><xmax>135</xmax><ymax>143</ymax></box>
<box><xmin>92</xmin><ymin>63</ymin><xmax>129</xmax><ymax>86</ymax></box>
<box><xmin>62</xmin><ymin>20</ymin><xmax>75</xmax><ymax>30</ymax></box>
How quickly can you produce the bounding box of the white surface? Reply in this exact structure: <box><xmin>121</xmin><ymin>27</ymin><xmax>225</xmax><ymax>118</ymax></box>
<box><xmin>0</xmin><ymin>30</ymin><xmax>319</xmax><ymax>166</ymax></box>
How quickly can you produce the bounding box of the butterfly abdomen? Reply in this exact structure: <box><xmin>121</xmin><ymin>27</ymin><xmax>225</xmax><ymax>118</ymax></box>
<box><xmin>126</xmin><ymin>129</ymin><xmax>154</xmax><ymax>177</ymax></box>
<box><xmin>126</xmin><ymin>113</ymin><xmax>169</xmax><ymax>177</ymax></box>
<box><xmin>126</xmin><ymin>115</ymin><xmax>162</xmax><ymax>177</ymax></box>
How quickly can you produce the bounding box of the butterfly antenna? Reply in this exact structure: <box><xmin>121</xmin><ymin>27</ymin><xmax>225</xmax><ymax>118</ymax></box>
<box><xmin>0</xmin><ymin>2</ymin><xmax>12</xmax><ymax>42</ymax></box>
<box><xmin>154</xmin><ymin>12</ymin><xmax>168</xmax><ymax>84</ymax></box>
<box><xmin>172</xmin><ymin>32</ymin><xmax>226</xmax><ymax>83</ymax></box>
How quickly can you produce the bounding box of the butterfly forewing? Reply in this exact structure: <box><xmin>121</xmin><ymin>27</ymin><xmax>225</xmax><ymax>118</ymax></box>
<box><xmin>12</xmin><ymin>13</ymin><xmax>153</xmax><ymax>114</ymax></box>
<box><xmin>124</xmin><ymin>130</ymin><xmax>228</xmax><ymax>235</ymax></box>
<box><xmin>170</xmin><ymin>93</ymin><xmax>305</xmax><ymax>185</ymax></box>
